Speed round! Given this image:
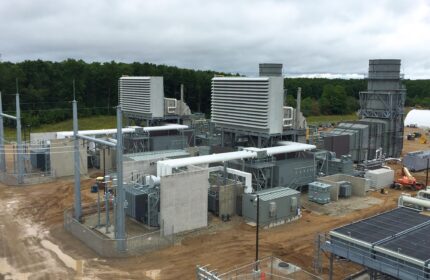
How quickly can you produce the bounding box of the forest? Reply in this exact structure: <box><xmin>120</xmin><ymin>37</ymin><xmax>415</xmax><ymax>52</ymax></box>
<box><xmin>0</xmin><ymin>59</ymin><xmax>429</xmax><ymax>128</ymax></box>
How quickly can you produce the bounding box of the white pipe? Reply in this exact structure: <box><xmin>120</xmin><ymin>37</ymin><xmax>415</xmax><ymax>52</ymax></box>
<box><xmin>56</xmin><ymin>124</ymin><xmax>189</xmax><ymax>139</ymax></box>
<box><xmin>398</xmin><ymin>195</ymin><xmax>430</xmax><ymax>208</ymax></box>
<box><xmin>208</xmin><ymin>166</ymin><xmax>253</xmax><ymax>193</ymax></box>
<box><xmin>417</xmin><ymin>190</ymin><xmax>430</xmax><ymax>199</ymax></box>
<box><xmin>157</xmin><ymin>142</ymin><xmax>316</xmax><ymax>177</ymax></box>
<box><xmin>157</xmin><ymin>150</ymin><xmax>255</xmax><ymax>176</ymax></box>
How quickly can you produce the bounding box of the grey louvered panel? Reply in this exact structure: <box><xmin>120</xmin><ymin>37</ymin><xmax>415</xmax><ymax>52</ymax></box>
<box><xmin>211</xmin><ymin>77</ymin><xmax>282</xmax><ymax>134</ymax></box>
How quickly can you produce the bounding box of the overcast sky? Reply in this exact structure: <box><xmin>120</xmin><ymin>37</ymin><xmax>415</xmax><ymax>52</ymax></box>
<box><xmin>1</xmin><ymin>0</ymin><xmax>429</xmax><ymax>79</ymax></box>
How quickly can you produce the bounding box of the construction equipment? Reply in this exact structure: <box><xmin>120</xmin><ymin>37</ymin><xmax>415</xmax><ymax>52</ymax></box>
<box><xmin>407</xmin><ymin>134</ymin><xmax>415</xmax><ymax>140</ymax></box>
<box><xmin>419</xmin><ymin>135</ymin><xmax>428</xmax><ymax>144</ymax></box>
<box><xmin>391</xmin><ymin>166</ymin><xmax>425</xmax><ymax>191</ymax></box>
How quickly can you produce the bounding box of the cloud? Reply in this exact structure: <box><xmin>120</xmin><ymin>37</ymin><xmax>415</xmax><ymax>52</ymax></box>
<box><xmin>0</xmin><ymin>0</ymin><xmax>429</xmax><ymax>78</ymax></box>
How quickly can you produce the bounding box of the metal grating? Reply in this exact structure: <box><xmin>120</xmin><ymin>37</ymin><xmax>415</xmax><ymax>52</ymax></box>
<box><xmin>380</xmin><ymin>223</ymin><xmax>430</xmax><ymax>262</ymax></box>
<box><xmin>333</xmin><ymin>207</ymin><xmax>430</xmax><ymax>244</ymax></box>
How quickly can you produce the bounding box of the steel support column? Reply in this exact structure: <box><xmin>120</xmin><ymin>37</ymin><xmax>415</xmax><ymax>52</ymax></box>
<box><xmin>115</xmin><ymin>106</ymin><xmax>126</xmax><ymax>251</ymax></box>
<box><xmin>0</xmin><ymin>92</ymin><xmax>5</xmax><ymax>172</ymax></box>
<box><xmin>329</xmin><ymin>253</ymin><xmax>334</xmax><ymax>280</ymax></box>
<box><xmin>73</xmin><ymin>99</ymin><xmax>82</xmax><ymax>220</ymax></box>
<box><xmin>16</xmin><ymin>94</ymin><xmax>24</xmax><ymax>184</ymax></box>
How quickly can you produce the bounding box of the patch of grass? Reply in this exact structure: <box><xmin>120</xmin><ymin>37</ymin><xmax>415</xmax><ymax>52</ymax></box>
<box><xmin>4</xmin><ymin>115</ymin><xmax>117</xmax><ymax>139</ymax></box>
<box><xmin>307</xmin><ymin>113</ymin><xmax>358</xmax><ymax>124</ymax></box>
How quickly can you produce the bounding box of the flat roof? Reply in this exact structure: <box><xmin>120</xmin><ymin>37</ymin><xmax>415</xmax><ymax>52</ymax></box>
<box><xmin>248</xmin><ymin>187</ymin><xmax>300</xmax><ymax>201</ymax></box>
<box><xmin>333</xmin><ymin>207</ymin><xmax>430</xmax><ymax>244</ymax></box>
<box><xmin>379</xmin><ymin>223</ymin><xmax>430</xmax><ymax>262</ymax></box>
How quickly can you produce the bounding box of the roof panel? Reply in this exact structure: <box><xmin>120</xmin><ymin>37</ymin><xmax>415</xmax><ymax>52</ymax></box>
<box><xmin>333</xmin><ymin>208</ymin><xmax>430</xmax><ymax>244</ymax></box>
<box><xmin>379</xmin><ymin>223</ymin><xmax>430</xmax><ymax>262</ymax></box>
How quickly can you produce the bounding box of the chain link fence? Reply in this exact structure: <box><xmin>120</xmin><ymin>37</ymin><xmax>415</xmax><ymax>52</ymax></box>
<box><xmin>0</xmin><ymin>170</ymin><xmax>55</xmax><ymax>185</ymax></box>
<box><xmin>64</xmin><ymin>204</ymin><xmax>174</xmax><ymax>257</ymax></box>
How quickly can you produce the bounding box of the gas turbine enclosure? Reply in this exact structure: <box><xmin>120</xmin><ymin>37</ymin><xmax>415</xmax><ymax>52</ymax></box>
<box><xmin>119</xmin><ymin>76</ymin><xmax>164</xmax><ymax>118</ymax></box>
<box><xmin>211</xmin><ymin>76</ymin><xmax>284</xmax><ymax>135</ymax></box>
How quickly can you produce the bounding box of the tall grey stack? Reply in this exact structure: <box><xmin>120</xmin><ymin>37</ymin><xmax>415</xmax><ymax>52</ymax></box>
<box><xmin>320</xmin><ymin>59</ymin><xmax>406</xmax><ymax>161</ymax></box>
<box><xmin>359</xmin><ymin>59</ymin><xmax>406</xmax><ymax>158</ymax></box>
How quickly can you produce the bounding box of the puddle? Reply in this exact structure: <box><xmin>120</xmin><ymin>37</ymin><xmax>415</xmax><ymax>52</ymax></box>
<box><xmin>145</xmin><ymin>269</ymin><xmax>161</xmax><ymax>280</ymax></box>
<box><xmin>0</xmin><ymin>257</ymin><xmax>31</xmax><ymax>280</ymax></box>
<box><xmin>40</xmin><ymin>240</ymin><xmax>84</xmax><ymax>274</ymax></box>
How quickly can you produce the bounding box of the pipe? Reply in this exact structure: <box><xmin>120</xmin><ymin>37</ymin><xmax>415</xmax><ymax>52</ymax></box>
<box><xmin>157</xmin><ymin>142</ymin><xmax>316</xmax><ymax>177</ymax></box>
<box><xmin>296</xmin><ymin>87</ymin><xmax>302</xmax><ymax>129</ymax></box>
<box><xmin>417</xmin><ymin>190</ymin><xmax>430</xmax><ymax>200</ymax></box>
<box><xmin>0</xmin><ymin>113</ymin><xmax>17</xmax><ymax>120</ymax></box>
<box><xmin>76</xmin><ymin>134</ymin><xmax>116</xmax><ymax>147</ymax></box>
<box><xmin>398</xmin><ymin>195</ymin><xmax>430</xmax><ymax>208</ymax></box>
<box><xmin>56</xmin><ymin>124</ymin><xmax>189</xmax><ymax>139</ymax></box>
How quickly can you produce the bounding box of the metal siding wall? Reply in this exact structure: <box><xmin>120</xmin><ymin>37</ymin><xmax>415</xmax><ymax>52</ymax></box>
<box><xmin>150</xmin><ymin>135</ymin><xmax>187</xmax><ymax>151</ymax></box>
<box><xmin>275</xmin><ymin>158</ymin><xmax>316</xmax><ymax>188</ymax></box>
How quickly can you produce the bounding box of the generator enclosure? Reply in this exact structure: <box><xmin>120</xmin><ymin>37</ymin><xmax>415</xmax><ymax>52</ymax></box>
<box><xmin>119</xmin><ymin>76</ymin><xmax>164</xmax><ymax>119</ymax></box>
<box><xmin>242</xmin><ymin>187</ymin><xmax>300</xmax><ymax>227</ymax></box>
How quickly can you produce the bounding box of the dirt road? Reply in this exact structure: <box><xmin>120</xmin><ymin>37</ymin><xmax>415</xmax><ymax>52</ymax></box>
<box><xmin>0</xmin><ymin>177</ymin><xmax>406</xmax><ymax>280</ymax></box>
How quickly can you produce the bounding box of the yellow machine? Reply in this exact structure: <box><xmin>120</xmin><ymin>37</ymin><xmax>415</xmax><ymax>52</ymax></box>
<box><xmin>419</xmin><ymin>135</ymin><xmax>427</xmax><ymax>144</ymax></box>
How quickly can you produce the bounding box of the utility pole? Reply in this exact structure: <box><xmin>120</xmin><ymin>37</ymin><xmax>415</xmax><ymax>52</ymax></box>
<box><xmin>255</xmin><ymin>194</ymin><xmax>260</xmax><ymax>272</ymax></box>
<box><xmin>16</xmin><ymin>80</ymin><xmax>24</xmax><ymax>184</ymax></box>
<box><xmin>115</xmin><ymin>105</ymin><xmax>126</xmax><ymax>251</ymax></box>
<box><xmin>426</xmin><ymin>158</ymin><xmax>429</xmax><ymax>187</ymax></box>
<box><xmin>0</xmin><ymin>92</ymin><xmax>5</xmax><ymax>172</ymax></box>
<box><xmin>73</xmin><ymin>80</ymin><xmax>82</xmax><ymax>220</ymax></box>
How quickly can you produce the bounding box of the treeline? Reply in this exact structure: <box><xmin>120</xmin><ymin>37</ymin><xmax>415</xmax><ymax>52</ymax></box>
<box><xmin>0</xmin><ymin>59</ymin><xmax>428</xmax><ymax>127</ymax></box>
<box><xmin>0</xmin><ymin>59</ymin><xmax>229</xmax><ymax>127</ymax></box>
<box><xmin>285</xmin><ymin>78</ymin><xmax>430</xmax><ymax>116</ymax></box>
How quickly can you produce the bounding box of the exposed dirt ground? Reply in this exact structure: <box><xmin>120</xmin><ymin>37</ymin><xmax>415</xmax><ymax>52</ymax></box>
<box><xmin>0</xmin><ymin>127</ymin><xmax>429</xmax><ymax>280</ymax></box>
